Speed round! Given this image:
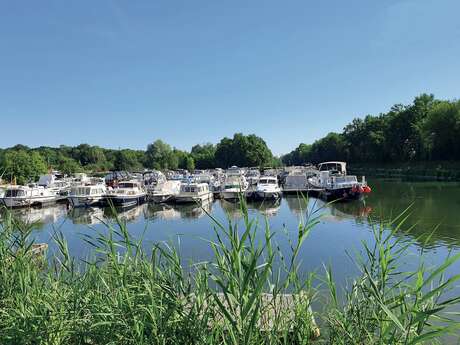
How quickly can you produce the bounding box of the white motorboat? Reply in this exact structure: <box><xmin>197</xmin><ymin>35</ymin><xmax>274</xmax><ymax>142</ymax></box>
<box><xmin>147</xmin><ymin>180</ymin><xmax>181</xmax><ymax>203</ymax></box>
<box><xmin>249</xmin><ymin>176</ymin><xmax>282</xmax><ymax>201</ymax></box>
<box><xmin>68</xmin><ymin>183</ymin><xmax>107</xmax><ymax>207</ymax></box>
<box><xmin>72</xmin><ymin>173</ymin><xmax>91</xmax><ymax>186</ymax></box>
<box><xmin>106</xmin><ymin>180</ymin><xmax>147</xmax><ymax>207</ymax></box>
<box><xmin>246</xmin><ymin>168</ymin><xmax>261</xmax><ymax>185</ymax></box>
<box><xmin>308</xmin><ymin>162</ymin><xmax>371</xmax><ymax>201</ymax></box>
<box><xmin>2</xmin><ymin>185</ymin><xmax>58</xmax><ymax>208</ymax></box>
<box><xmin>221</xmin><ymin>168</ymin><xmax>249</xmax><ymax>201</ymax></box>
<box><xmin>175</xmin><ymin>182</ymin><xmax>213</xmax><ymax>204</ymax></box>
<box><xmin>38</xmin><ymin>174</ymin><xmax>71</xmax><ymax>198</ymax></box>
<box><xmin>282</xmin><ymin>168</ymin><xmax>313</xmax><ymax>194</ymax></box>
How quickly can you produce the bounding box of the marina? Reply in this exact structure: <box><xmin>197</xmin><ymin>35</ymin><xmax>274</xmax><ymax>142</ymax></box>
<box><xmin>0</xmin><ymin>161</ymin><xmax>373</xmax><ymax>209</ymax></box>
<box><xmin>1</xmin><ymin>177</ymin><xmax>459</xmax><ymax>281</ymax></box>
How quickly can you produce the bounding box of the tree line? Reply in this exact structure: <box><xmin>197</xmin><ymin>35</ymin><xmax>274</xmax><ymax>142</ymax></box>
<box><xmin>281</xmin><ymin>94</ymin><xmax>460</xmax><ymax>165</ymax></box>
<box><xmin>0</xmin><ymin>133</ymin><xmax>279</xmax><ymax>185</ymax></box>
<box><xmin>1</xmin><ymin>94</ymin><xmax>459</xmax><ymax>185</ymax></box>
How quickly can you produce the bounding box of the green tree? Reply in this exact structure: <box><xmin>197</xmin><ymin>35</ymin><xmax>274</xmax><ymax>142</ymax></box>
<box><xmin>72</xmin><ymin>144</ymin><xmax>107</xmax><ymax>167</ymax></box>
<box><xmin>309</xmin><ymin>132</ymin><xmax>347</xmax><ymax>163</ymax></box>
<box><xmin>215</xmin><ymin>133</ymin><xmax>274</xmax><ymax>168</ymax></box>
<box><xmin>191</xmin><ymin>143</ymin><xmax>216</xmax><ymax>169</ymax></box>
<box><xmin>420</xmin><ymin>100</ymin><xmax>460</xmax><ymax>160</ymax></box>
<box><xmin>114</xmin><ymin>150</ymin><xmax>143</xmax><ymax>171</ymax></box>
<box><xmin>145</xmin><ymin>140</ymin><xmax>177</xmax><ymax>170</ymax></box>
<box><xmin>0</xmin><ymin>150</ymin><xmax>47</xmax><ymax>185</ymax></box>
<box><xmin>58</xmin><ymin>157</ymin><xmax>83</xmax><ymax>175</ymax></box>
<box><xmin>186</xmin><ymin>156</ymin><xmax>195</xmax><ymax>171</ymax></box>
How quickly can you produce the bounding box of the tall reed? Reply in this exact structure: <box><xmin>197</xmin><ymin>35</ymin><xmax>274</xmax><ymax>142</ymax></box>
<box><xmin>0</xmin><ymin>199</ymin><xmax>459</xmax><ymax>344</ymax></box>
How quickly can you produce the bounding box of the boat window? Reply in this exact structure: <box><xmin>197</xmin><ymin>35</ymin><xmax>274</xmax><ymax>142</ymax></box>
<box><xmin>119</xmin><ymin>183</ymin><xmax>134</xmax><ymax>188</ymax></box>
<box><xmin>259</xmin><ymin>179</ymin><xmax>268</xmax><ymax>184</ymax></box>
<box><xmin>190</xmin><ymin>187</ymin><xmax>196</xmax><ymax>193</ymax></box>
<box><xmin>5</xmin><ymin>189</ymin><xmax>25</xmax><ymax>197</ymax></box>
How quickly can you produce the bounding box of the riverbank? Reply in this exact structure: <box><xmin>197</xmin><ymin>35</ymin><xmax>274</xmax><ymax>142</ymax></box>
<box><xmin>349</xmin><ymin>161</ymin><xmax>460</xmax><ymax>181</ymax></box>
<box><xmin>1</xmin><ymin>204</ymin><xmax>459</xmax><ymax>344</ymax></box>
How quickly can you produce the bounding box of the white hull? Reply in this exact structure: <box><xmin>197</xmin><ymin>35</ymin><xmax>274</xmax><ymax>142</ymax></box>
<box><xmin>221</xmin><ymin>190</ymin><xmax>246</xmax><ymax>200</ymax></box>
<box><xmin>107</xmin><ymin>193</ymin><xmax>147</xmax><ymax>207</ymax></box>
<box><xmin>175</xmin><ymin>193</ymin><xmax>213</xmax><ymax>204</ymax></box>
<box><xmin>149</xmin><ymin>193</ymin><xmax>174</xmax><ymax>204</ymax></box>
<box><xmin>2</xmin><ymin>195</ymin><xmax>57</xmax><ymax>208</ymax></box>
<box><xmin>68</xmin><ymin>195</ymin><xmax>105</xmax><ymax>208</ymax></box>
<box><xmin>255</xmin><ymin>191</ymin><xmax>281</xmax><ymax>200</ymax></box>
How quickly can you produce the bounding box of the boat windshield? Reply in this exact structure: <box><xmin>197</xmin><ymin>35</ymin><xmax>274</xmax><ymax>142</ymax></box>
<box><xmin>5</xmin><ymin>189</ymin><xmax>25</xmax><ymax>197</ymax></box>
<box><xmin>259</xmin><ymin>179</ymin><xmax>276</xmax><ymax>184</ymax></box>
<box><xmin>181</xmin><ymin>185</ymin><xmax>197</xmax><ymax>193</ymax></box>
<box><xmin>119</xmin><ymin>183</ymin><xmax>135</xmax><ymax>188</ymax></box>
<box><xmin>319</xmin><ymin>163</ymin><xmax>344</xmax><ymax>173</ymax></box>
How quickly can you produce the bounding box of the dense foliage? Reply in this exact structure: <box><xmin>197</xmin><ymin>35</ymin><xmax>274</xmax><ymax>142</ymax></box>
<box><xmin>282</xmin><ymin>94</ymin><xmax>460</xmax><ymax>165</ymax></box>
<box><xmin>0</xmin><ymin>134</ymin><xmax>277</xmax><ymax>183</ymax></box>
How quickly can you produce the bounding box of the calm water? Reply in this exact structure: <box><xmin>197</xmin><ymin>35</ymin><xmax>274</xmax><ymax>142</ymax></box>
<box><xmin>2</xmin><ymin>178</ymin><xmax>460</xmax><ymax>286</ymax></box>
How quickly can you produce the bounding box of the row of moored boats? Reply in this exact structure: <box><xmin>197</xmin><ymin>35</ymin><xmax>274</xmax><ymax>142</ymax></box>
<box><xmin>0</xmin><ymin>161</ymin><xmax>371</xmax><ymax>209</ymax></box>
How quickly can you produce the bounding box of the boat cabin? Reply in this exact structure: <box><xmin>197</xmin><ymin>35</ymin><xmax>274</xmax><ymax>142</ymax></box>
<box><xmin>258</xmin><ymin>176</ymin><xmax>278</xmax><ymax>185</ymax></box>
<box><xmin>318</xmin><ymin>162</ymin><xmax>347</xmax><ymax>175</ymax></box>
<box><xmin>180</xmin><ymin>183</ymin><xmax>209</xmax><ymax>194</ymax></box>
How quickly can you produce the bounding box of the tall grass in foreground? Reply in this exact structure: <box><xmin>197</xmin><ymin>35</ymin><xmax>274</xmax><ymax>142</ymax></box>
<box><xmin>0</xmin><ymin>200</ymin><xmax>459</xmax><ymax>344</ymax></box>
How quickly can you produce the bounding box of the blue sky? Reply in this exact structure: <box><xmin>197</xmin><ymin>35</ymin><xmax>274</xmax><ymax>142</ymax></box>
<box><xmin>1</xmin><ymin>0</ymin><xmax>459</xmax><ymax>155</ymax></box>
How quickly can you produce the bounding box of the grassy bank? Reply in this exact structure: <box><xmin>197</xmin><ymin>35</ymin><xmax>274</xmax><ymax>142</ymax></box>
<box><xmin>0</xmin><ymin>202</ymin><xmax>459</xmax><ymax>344</ymax></box>
<box><xmin>349</xmin><ymin>161</ymin><xmax>460</xmax><ymax>181</ymax></box>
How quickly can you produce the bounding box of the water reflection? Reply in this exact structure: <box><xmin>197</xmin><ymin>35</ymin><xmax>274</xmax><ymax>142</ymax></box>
<box><xmin>364</xmin><ymin>178</ymin><xmax>460</xmax><ymax>248</ymax></box>
<box><xmin>1</xmin><ymin>178</ymin><xmax>459</xmax><ymax>250</ymax></box>
<box><xmin>219</xmin><ymin>199</ymin><xmax>282</xmax><ymax>219</ymax></box>
<box><xmin>174</xmin><ymin>199</ymin><xmax>213</xmax><ymax>220</ymax></box>
<box><xmin>0</xmin><ymin>204</ymin><xmax>67</xmax><ymax>230</ymax></box>
<box><xmin>145</xmin><ymin>204</ymin><xmax>181</xmax><ymax>221</ymax></box>
<box><xmin>103</xmin><ymin>204</ymin><xmax>147</xmax><ymax>222</ymax></box>
<box><xmin>68</xmin><ymin>207</ymin><xmax>104</xmax><ymax>225</ymax></box>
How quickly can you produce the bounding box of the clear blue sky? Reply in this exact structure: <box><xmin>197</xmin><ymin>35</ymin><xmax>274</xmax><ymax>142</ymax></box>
<box><xmin>1</xmin><ymin>0</ymin><xmax>459</xmax><ymax>155</ymax></box>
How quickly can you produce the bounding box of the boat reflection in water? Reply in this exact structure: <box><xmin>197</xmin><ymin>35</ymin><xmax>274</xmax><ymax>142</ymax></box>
<box><xmin>247</xmin><ymin>199</ymin><xmax>281</xmax><ymax>217</ymax></box>
<box><xmin>220</xmin><ymin>199</ymin><xmax>281</xmax><ymax>219</ymax></box>
<box><xmin>284</xmin><ymin>194</ymin><xmax>372</xmax><ymax>222</ymax></box>
<box><xmin>103</xmin><ymin>204</ymin><xmax>147</xmax><ymax>223</ymax></box>
<box><xmin>174</xmin><ymin>199</ymin><xmax>213</xmax><ymax>220</ymax></box>
<box><xmin>1</xmin><ymin>204</ymin><xmax>67</xmax><ymax>228</ymax></box>
<box><xmin>145</xmin><ymin>203</ymin><xmax>181</xmax><ymax>221</ymax></box>
<box><xmin>68</xmin><ymin>207</ymin><xmax>105</xmax><ymax>225</ymax></box>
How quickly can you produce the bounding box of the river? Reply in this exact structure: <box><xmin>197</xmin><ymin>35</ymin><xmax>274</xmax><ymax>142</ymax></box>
<box><xmin>2</xmin><ymin>177</ymin><xmax>460</xmax><ymax>287</ymax></box>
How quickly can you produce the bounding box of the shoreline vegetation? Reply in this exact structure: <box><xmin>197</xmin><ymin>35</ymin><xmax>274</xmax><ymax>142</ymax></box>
<box><xmin>1</xmin><ymin>200</ymin><xmax>459</xmax><ymax>344</ymax></box>
<box><xmin>349</xmin><ymin>161</ymin><xmax>460</xmax><ymax>181</ymax></box>
<box><xmin>1</xmin><ymin>93</ymin><xmax>460</xmax><ymax>184</ymax></box>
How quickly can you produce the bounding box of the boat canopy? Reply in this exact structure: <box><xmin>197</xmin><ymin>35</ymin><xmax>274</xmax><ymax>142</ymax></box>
<box><xmin>318</xmin><ymin>162</ymin><xmax>347</xmax><ymax>174</ymax></box>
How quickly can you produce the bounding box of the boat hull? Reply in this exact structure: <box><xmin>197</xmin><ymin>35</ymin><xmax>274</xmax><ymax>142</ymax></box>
<box><xmin>68</xmin><ymin>196</ymin><xmax>105</xmax><ymax>208</ymax></box>
<box><xmin>149</xmin><ymin>194</ymin><xmax>174</xmax><ymax>204</ymax></box>
<box><xmin>2</xmin><ymin>195</ymin><xmax>57</xmax><ymax>208</ymax></box>
<box><xmin>106</xmin><ymin>194</ymin><xmax>147</xmax><ymax>207</ymax></box>
<box><xmin>248</xmin><ymin>191</ymin><xmax>282</xmax><ymax>202</ymax></box>
<box><xmin>175</xmin><ymin>193</ymin><xmax>213</xmax><ymax>204</ymax></box>
<box><xmin>320</xmin><ymin>187</ymin><xmax>363</xmax><ymax>202</ymax></box>
<box><xmin>221</xmin><ymin>190</ymin><xmax>246</xmax><ymax>201</ymax></box>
